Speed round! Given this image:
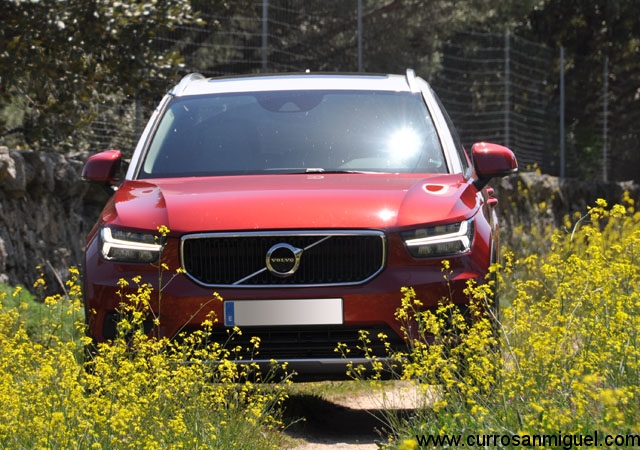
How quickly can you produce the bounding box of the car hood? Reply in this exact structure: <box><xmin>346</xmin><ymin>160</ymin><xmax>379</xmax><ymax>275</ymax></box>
<box><xmin>106</xmin><ymin>173</ymin><xmax>481</xmax><ymax>233</ymax></box>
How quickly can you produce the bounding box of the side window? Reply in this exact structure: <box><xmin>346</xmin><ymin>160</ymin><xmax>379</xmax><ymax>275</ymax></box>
<box><xmin>143</xmin><ymin>107</ymin><xmax>177</xmax><ymax>175</ymax></box>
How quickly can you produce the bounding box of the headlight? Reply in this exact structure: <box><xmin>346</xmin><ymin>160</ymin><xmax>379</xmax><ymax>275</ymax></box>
<box><xmin>401</xmin><ymin>219</ymin><xmax>474</xmax><ymax>258</ymax></box>
<box><xmin>100</xmin><ymin>227</ymin><xmax>164</xmax><ymax>262</ymax></box>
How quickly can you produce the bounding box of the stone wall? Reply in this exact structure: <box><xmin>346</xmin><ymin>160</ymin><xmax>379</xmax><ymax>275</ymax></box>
<box><xmin>0</xmin><ymin>147</ymin><xmax>108</xmax><ymax>291</ymax></box>
<box><xmin>494</xmin><ymin>171</ymin><xmax>640</xmax><ymax>248</ymax></box>
<box><xmin>0</xmin><ymin>146</ymin><xmax>638</xmax><ymax>292</ymax></box>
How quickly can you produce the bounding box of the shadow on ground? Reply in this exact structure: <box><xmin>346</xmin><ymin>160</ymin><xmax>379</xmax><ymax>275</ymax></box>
<box><xmin>282</xmin><ymin>393</ymin><xmax>415</xmax><ymax>447</ymax></box>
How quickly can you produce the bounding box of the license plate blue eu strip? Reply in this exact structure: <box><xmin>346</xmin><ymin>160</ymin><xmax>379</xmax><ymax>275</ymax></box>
<box><xmin>224</xmin><ymin>301</ymin><xmax>235</xmax><ymax>326</ymax></box>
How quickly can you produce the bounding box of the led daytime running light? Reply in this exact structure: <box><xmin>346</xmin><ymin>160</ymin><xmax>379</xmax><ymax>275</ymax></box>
<box><xmin>101</xmin><ymin>227</ymin><xmax>163</xmax><ymax>259</ymax></box>
<box><xmin>404</xmin><ymin>220</ymin><xmax>472</xmax><ymax>253</ymax></box>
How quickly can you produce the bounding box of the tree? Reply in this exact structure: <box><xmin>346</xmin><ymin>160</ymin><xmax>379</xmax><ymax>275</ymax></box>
<box><xmin>0</xmin><ymin>0</ymin><xmax>201</xmax><ymax>150</ymax></box>
<box><xmin>172</xmin><ymin>0</ymin><xmax>535</xmax><ymax>77</ymax></box>
<box><xmin>523</xmin><ymin>0</ymin><xmax>640</xmax><ymax>180</ymax></box>
<box><xmin>1</xmin><ymin>0</ymin><xmax>536</xmax><ymax>152</ymax></box>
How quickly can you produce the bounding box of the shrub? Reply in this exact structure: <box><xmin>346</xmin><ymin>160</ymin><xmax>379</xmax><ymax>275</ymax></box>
<box><xmin>347</xmin><ymin>196</ymin><xmax>640</xmax><ymax>448</ymax></box>
<box><xmin>0</xmin><ymin>266</ymin><xmax>291</xmax><ymax>449</ymax></box>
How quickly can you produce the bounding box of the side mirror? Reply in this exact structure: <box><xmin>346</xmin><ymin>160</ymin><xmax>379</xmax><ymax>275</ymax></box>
<box><xmin>81</xmin><ymin>149</ymin><xmax>122</xmax><ymax>193</ymax></box>
<box><xmin>471</xmin><ymin>142</ymin><xmax>518</xmax><ymax>190</ymax></box>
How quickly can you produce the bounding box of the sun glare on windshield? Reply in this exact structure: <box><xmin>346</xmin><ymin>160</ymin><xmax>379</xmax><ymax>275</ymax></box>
<box><xmin>386</xmin><ymin>127</ymin><xmax>423</xmax><ymax>162</ymax></box>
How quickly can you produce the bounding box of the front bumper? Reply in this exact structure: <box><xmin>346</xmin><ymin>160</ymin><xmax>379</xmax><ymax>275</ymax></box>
<box><xmin>83</xmin><ymin>231</ymin><xmax>490</xmax><ymax>376</ymax></box>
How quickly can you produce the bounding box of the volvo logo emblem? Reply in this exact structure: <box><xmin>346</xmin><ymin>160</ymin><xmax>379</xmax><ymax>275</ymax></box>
<box><xmin>266</xmin><ymin>243</ymin><xmax>303</xmax><ymax>277</ymax></box>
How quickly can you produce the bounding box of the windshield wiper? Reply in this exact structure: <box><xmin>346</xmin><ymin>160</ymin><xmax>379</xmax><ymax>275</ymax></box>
<box><xmin>304</xmin><ymin>168</ymin><xmax>368</xmax><ymax>174</ymax></box>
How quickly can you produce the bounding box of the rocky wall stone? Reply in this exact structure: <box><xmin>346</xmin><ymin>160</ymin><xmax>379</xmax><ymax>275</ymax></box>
<box><xmin>0</xmin><ymin>147</ymin><xmax>108</xmax><ymax>293</ymax></box>
<box><xmin>493</xmin><ymin>171</ymin><xmax>640</xmax><ymax>250</ymax></box>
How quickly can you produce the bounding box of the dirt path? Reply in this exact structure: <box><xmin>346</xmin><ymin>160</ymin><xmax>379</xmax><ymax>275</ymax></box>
<box><xmin>282</xmin><ymin>381</ymin><xmax>431</xmax><ymax>449</ymax></box>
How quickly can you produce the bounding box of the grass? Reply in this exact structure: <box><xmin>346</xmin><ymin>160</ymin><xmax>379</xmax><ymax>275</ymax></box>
<box><xmin>0</xmin><ymin>191</ymin><xmax>638</xmax><ymax>448</ymax></box>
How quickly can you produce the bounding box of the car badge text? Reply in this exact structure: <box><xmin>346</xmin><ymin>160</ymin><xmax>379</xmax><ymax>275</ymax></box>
<box><xmin>266</xmin><ymin>243</ymin><xmax>303</xmax><ymax>277</ymax></box>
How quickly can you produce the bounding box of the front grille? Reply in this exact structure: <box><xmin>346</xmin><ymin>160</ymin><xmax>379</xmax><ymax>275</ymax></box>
<box><xmin>181</xmin><ymin>231</ymin><xmax>386</xmax><ymax>287</ymax></box>
<box><xmin>202</xmin><ymin>325</ymin><xmax>406</xmax><ymax>361</ymax></box>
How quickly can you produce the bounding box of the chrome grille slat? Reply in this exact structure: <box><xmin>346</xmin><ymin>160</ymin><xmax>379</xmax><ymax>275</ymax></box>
<box><xmin>181</xmin><ymin>230</ymin><xmax>386</xmax><ymax>287</ymax></box>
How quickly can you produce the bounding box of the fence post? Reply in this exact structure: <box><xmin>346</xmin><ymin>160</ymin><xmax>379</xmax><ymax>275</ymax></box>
<box><xmin>135</xmin><ymin>97</ymin><xmax>143</xmax><ymax>144</ymax></box>
<box><xmin>504</xmin><ymin>32</ymin><xmax>510</xmax><ymax>148</ymax></box>
<box><xmin>357</xmin><ymin>0</ymin><xmax>363</xmax><ymax>72</ymax></box>
<box><xmin>560</xmin><ymin>46</ymin><xmax>565</xmax><ymax>178</ymax></box>
<box><xmin>262</xmin><ymin>0</ymin><xmax>268</xmax><ymax>72</ymax></box>
<box><xmin>602</xmin><ymin>56</ymin><xmax>608</xmax><ymax>182</ymax></box>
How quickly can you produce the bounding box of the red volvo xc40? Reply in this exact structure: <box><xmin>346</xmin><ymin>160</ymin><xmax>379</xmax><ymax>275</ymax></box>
<box><xmin>82</xmin><ymin>69</ymin><xmax>517</xmax><ymax>377</ymax></box>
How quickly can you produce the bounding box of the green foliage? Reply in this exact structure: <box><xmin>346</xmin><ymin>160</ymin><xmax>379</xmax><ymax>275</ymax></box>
<box><xmin>342</xmin><ymin>195</ymin><xmax>640</xmax><ymax>448</ymax></box>
<box><xmin>2</xmin><ymin>0</ymin><xmax>639</xmax><ymax>179</ymax></box>
<box><xmin>0</xmin><ymin>0</ymin><xmax>202</xmax><ymax>150</ymax></box>
<box><xmin>254</xmin><ymin>0</ymin><xmax>535</xmax><ymax>77</ymax></box>
<box><xmin>0</xmin><ymin>266</ymin><xmax>290</xmax><ymax>449</ymax></box>
<box><xmin>0</xmin><ymin>282</ymin><xmax>39</xmax><ymax>332</ymax></box>
<box><xmin>523</xmin><ymin>0</ymin><xmax>640</xmax><ymax>180</ymax></box>
<box><xmin>0</xmin><ymin>0</ymin><xmax>534</xmax><ymax>151</ymax></box>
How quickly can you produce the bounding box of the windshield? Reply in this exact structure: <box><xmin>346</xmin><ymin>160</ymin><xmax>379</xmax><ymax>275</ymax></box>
<box><xmin>139</xmin><ymin>90</ymin><xmax>447</xmax><ymax>178</ymax></box>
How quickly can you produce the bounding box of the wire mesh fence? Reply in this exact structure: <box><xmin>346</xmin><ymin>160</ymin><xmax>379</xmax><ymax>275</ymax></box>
<box><xmin>83</xmin><ymin>1</ymin><xmax>635</xmax><ymax>181</ymax></box>
<box><xmin>430</xmin><ymin>32</ymin><xmax>556</xmax><ymax>173</ymax></box>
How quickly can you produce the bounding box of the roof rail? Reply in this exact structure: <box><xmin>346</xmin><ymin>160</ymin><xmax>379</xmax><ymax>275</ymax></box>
<box><xmin>405</xmin><ymin>68</ymin><xmax>420</xmax><ymax>93</ymax></box>
<box><xmin>170</xmin><ymin>73</ymin><xmax>206</xmax><ymax>96</ymax></box>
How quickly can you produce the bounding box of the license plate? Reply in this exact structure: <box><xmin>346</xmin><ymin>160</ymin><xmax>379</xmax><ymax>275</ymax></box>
<box><xmin>224</xmin><ymin>298</ymin><xmax>343</xmax><ymax>327</ymax></box>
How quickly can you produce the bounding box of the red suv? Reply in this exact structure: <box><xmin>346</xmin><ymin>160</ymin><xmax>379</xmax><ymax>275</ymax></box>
<box><xmin>82</xmin><ymin>70</ymin><xmax>517</xmax><ymax>376</ymax></box>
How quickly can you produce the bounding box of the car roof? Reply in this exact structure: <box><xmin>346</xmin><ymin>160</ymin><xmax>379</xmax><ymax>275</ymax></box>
<box><xmin>170</xmin><ymin>70</ymin><xmax>422</xmax><ymax>97</ymax></box>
